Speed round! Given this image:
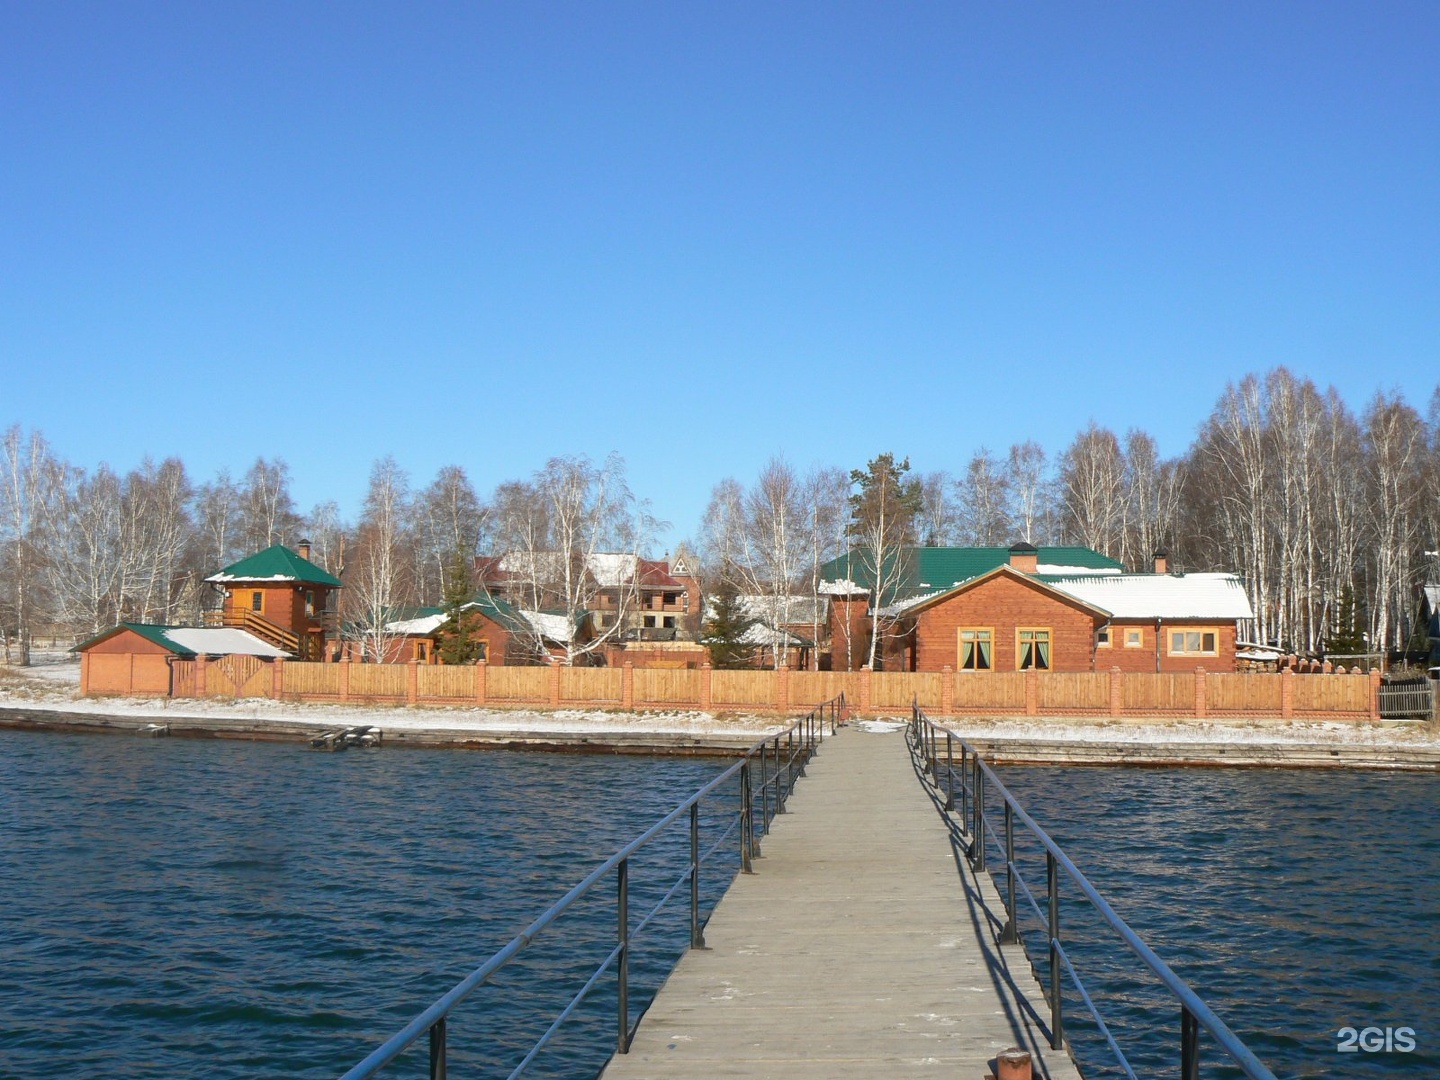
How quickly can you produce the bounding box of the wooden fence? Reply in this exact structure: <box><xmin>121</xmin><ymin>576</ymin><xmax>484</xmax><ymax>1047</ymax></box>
<box><xmin>153</xmin><ymin>658</ymin><xmax>1383</xmax><ymax>721</ymax></box>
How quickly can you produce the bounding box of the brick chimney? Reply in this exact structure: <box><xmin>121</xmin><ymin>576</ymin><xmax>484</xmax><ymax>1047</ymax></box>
<box><xmin>1152</xmin><ymin>548</ymin><xmax>1169</xmax><ymax>574</ymax></box>
<box><xmin>1008</xmin><ymin>541</ymin><xmax>1038</xmax><ymax>574</ymax></box>
<box><xmin>298</xmin><ymin>538</ymin><xmax>312</xmax><ymax>562</ymax></box>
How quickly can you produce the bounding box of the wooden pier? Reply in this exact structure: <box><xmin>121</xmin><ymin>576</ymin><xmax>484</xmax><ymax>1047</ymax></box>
<box><xmin>600</xmin><ymin>725</ymin><xmax>1084</xmax><ymax>1080</ymax></box>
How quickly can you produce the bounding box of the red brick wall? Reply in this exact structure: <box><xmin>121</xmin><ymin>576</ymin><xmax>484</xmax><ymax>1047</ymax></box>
<box><xmin>1100</xmin><ymin>620</ymin><xmax>1238</xmax><ymax>673</ymax></box>
<box><xmin>80</xmin><ymin>629</ymin><xmax>175</xmax><ymax>694</ymax></box>
<box><xmin>912</xmin><ymin>574</ymin><xmax>1101</xmax><ymax>673</ymax></box>
<box><xmin>223</xmin><ymin>582</ymin><xmax>336</xmax><ymax>638</ymax></box>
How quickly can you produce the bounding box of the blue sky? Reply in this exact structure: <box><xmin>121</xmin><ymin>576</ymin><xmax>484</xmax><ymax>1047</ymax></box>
<box><xmin>3</xmin><ymin>2</ymin><xmax>1436</xmax><ymax>546</ymax></box>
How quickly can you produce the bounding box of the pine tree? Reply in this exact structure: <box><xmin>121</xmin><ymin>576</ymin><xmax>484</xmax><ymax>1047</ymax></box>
<box><xmin>703</xmin><ymin>578</ymin><xmax>754</xmax><ymax>670</ymax></box>
<box><xmin>433</xmin><ymin>550</ymin><xmax>484</xmax><ymax>664</ymax></box>
<box><xmin>1325</xmin><ymin>585</ymin><xmax>1367</xmax><ymax>656</ymax></box>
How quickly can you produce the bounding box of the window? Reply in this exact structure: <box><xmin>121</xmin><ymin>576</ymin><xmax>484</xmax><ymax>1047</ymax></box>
<box><xmin>476</xmin><ymin>640</ymin><xmax>488</xmax><ymax>663</ymax></box>
<box><xmin>251</xmin><ymin>591</ymin><xmax>263</xmax><ymax>612</ymax></box>
<box><xmin>1124</xmin><ymin>628</ymin><xmax>1143</xmax><ymax>648</ymax></box>
<box><xmin>958</xmin><ymin>629</ymin><xmax>992</xmax><ymax>670</ymax></box>
<box><xmin>305</xmin><ymin>591</ymin><xmax>315</xmax><ymax>617</ymax></box>
<box><xmin>1169</xmin><ymin>629</ymin><xmax>1219</xmax><ymax>656</ymax></box>
<box><xmin>1096</xmin><ymin>628</ymin><xmax>1111</xmax><ymax>648</ymax></box>
<box><xmin>663</xmin><ymin>616</ymin><xmax>676</xmax><ymax>629</ymax></box>
<box><xmin>644</xmin><ymin>615</ymin><xmax>657</xmax><ymax>628</ymax></box>
<box><xmin>1017</xmin><ymin>629</ymin><xmax>1051</xmax><ymax>670</ymax></box>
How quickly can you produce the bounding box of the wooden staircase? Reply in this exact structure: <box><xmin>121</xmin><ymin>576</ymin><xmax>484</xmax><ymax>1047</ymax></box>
<box><xmin>221</xmin><ymin>609</ymin><xmax>301</xmax><ymax>655</ymax></box>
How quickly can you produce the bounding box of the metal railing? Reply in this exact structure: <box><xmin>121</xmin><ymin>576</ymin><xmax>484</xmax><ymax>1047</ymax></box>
<box><xmin>339</xmin><ymin>694</ymin><xmax>846</xmax><ymax>1079</ymax></box>
<box><xmin>910</xmin><ymin>705</ymin><xmax>1278</xmax><ymax>1080</ymax></box>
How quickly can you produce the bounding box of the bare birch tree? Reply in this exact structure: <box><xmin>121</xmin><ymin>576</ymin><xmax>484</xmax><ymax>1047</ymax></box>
<box><xmin>1007</xmin><ymin>441</ymin><xmax>1051</xmax><ymax>544</ymax></box>
<box><xmin>349</xmin><ymin>457</ymin><xmax>413</xmax><ymax>662</ymax></box>
<box><xmin>848</xmin><ymin>453</ymin><xmax>922</xmax><ymax>670</ymax></box>
<box><xmin>955</xmin><ymin>448</ymin><xmax>1012</xmax><ymax>545</ymax></box>
<box><xmin>0</xmin><ymin>427</ymin><xmax>53</xmax><ymax>663</ymax></box>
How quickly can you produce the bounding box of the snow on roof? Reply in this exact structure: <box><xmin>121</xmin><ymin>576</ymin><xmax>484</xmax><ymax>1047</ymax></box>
<box><xmin>737</xmin><ymin>623</ymin><xmax>812</xmax><ymax>647</ymax></box>
<box><xmin>522</xmin><ymin>610</ymin><xmax>574</xmax><ymax>643</ymax></box>
<box><xmin>495</xmin><ymin>551</ymin><xmax>641</xmax><ymax>588</ymax></box>
<box><xmin>385</xmin><ymin>612</ymin><xmax>449</xmax><ymax>636</ymax></box>
<box><xmin>1045</xmin><ymin>573</ymin><xmax>1255</xmax><ymax>620</ymax></box>
<box><xmin>731</xmin><ymin>594</ymin><xmax>827</xmax><ymax>626</ymax></box>
<box><xmin>877</xmin><ymin>589</ymin><xmax>950</xmax><ymax>619</ymax></box>
<box><xmin>161</xmin><ymin>628</ymin><xmax>292</xmax><ymax>658</ymax></box>
<box><xmin>1036</xmin><ymin>564</ymin><xmax>1122</xmax><ymax>576</ymax></box>
<box><xmin>818</xmin><ymin>579</ymin><xmax>869</xmax><ymax>596</ymax></box>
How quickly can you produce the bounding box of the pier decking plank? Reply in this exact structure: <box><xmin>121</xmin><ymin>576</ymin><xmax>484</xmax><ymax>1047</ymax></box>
<box><xmin>600</xmin><ymin>725</ymin><xmax>1084</xmax><ymax>1079</ymax></box>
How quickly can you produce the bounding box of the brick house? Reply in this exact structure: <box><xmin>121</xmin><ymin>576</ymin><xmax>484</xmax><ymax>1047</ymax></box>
<box><xmin>380</xmin><ymin>596</ymin><xmax>580</xmax><ymax>666</ymax></box>
<box><xmin>475</xmin><ymin>547</ymin><xmax>705</xmax><ymax>666</ymax></box>
<box><xmin>204</xmin><ymin>542</ymin><xmax>342</xmax><ymax>660</ymax></box>
<box><xmin>824</xmin><ymin>543</ymin><xmax>1253</xmax><ymax>673</ymax></box>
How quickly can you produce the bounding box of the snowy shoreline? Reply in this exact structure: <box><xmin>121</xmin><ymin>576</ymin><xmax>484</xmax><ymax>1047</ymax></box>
<box><xmin>3</xmin><ymin>654</ymin><xmax>1438</xmax><ymax>766</ymax></box>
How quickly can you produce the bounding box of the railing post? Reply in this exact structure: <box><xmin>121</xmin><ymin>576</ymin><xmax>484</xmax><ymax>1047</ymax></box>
<box><xmin>944</xmin><ymin>732</ymin><xmax>955</xmax><ymax>811</ymax></box>
<box><xmin>773</xmin><ymin>736</ymin><xmax>786</xmax><ymax>813</ymax></box>
<box><xmin>1181</xmin><ymin>1004</ymin><xmax>1199</xmax><ymax>1080</ymax></box>
<box><xmin>690</xmin><ymin>802</ymin><xmax>705</xmax><ymax>949</ymax></box>
<box><xmin>1001</xmin><ymin>803</ymin><xmax>1019</xmax><ymax>944</ymax></box>
<box><xmin>617</xmin><ymin>858</ymin><xmax>630</xmax><ymax>1053</ymax></box>
<box><xmin>1047</xmin><ymin>849</ymin><xmax>1063</xmax><ymax>1051</ymax></box>
<box><xmin>429</xmin><ymin>1016</ymin><xmax>447</xmax><ymax>1080</ymax></box>
<box><xmin>972</xmin><ymin>757</ymin><xmax>986</xmax><ymax>872</ymax></box>
<box><xmin>740</xmin><ymin>762</ymin><xmax>754</xmax><ymax>874</ymax></box>
<box><xmin>960</xmin><ymin>743</ymin><xmax>968</xmax><ymax>824</ymax></box>
<box><xmin>760</xmin><ymin>740</ymin><xmax>770</xmax><ymax>833</ymax></box>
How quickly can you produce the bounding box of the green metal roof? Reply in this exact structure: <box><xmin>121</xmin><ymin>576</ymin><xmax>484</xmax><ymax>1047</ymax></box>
<box><xmin>820</xmin><ymin>546</ymin><xmax>1125</xmax><ymax>604</ymax></box>
<box><xmin>206</xmin><ymin>544</ymin><xmax>343</xmax><ymax>587</ymax></box>
<box><xmin>72</xmin><ymin>622</ymin><xmax>196</xmax><ymax>656</ymax></box>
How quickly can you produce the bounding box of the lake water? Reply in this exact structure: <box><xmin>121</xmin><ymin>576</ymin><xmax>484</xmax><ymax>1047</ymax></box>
<box><xmin>1</xmin><ymin>728</ymin><xmax>1436</xmax><ymax>1079</ymax></box>
<box><xmin>996</xmin><ymin>764</ymin><xmax>1440</xmax><ymax>1078</ymax></box>
<box><xmin>0</xmin><ymin>729</ymin><xmax>734</xmax><ymax>1078</ymax></box>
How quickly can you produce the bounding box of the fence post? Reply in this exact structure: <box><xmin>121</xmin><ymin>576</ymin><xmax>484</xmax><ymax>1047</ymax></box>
<box><xmin>860</xmin><ymin>666</ymin><xmax>872</xmax><ymax>714</ymax></box>
<box><xmin>1369</xmin><ymin>667</ymin><xmax>1382</xmax><ymax>722</ymax></box>
<box><xmin>1025</xmin><ymin>667</ymin><xmax>1039</xmax><ymax>716</ymax></box>
<box><xmin>700</xmin><ymin>662</ymin><xmax>712</xmax><ymax>711</ymax></box>
<box><xmin>194</xmin><ymin>652</ymin><xmax>207</xmax><ymax>698</ymax></box>
<box><xmin>80</xmin><ymin>651</ymin><xmax>90</xmax><ymax>695</ymax></box>
<box><xmin>622</xmin><ymin>662</ymin><xmax>634</xmax><ymax>710</ymax></box>
<box><xmin>549</xmin><ymin>660</ymin><xmax>562</xmax><ymax>707</ymax></box>
<box><xmin>1281</xmin><ymin>666</ymin><xmax>1294</xmax><ymax>720</ymax></box>
<box><xmin>1194</xmin><ymin>667</ymin><xmax>1206</xmax><ymax>719</ymax></box>
<box><xmin>1110</xmin><ymin>666</ymin><xmax>1122</xmax><ymax>717</ymax></box>
<box><xmin>475</xmin><ymin>659</ymin><xmax>487</xmax><ymax>705</ymax></box>
<box><xmin>941</xmin><ymin>664</ymin><xmax>954</xmax><ymax>715</ymax></box>
<box><xmin>406</xmin><ymin>657</ymin><xmax>419</xmax><ymax>706</ymax></box>
<box><xmin>776</xmin><ymin>662</ymin><xmax>789</xmax><ymax>715</ymax></box>
<box><xmin>272</xmin><ymin>656</ymin><xmax>285</xmax><ymax>699</ymax></box>
<box><xmin>339</xmin><ymin>654</ymin><xmax>350</xmax><ymax>702</ymax></box>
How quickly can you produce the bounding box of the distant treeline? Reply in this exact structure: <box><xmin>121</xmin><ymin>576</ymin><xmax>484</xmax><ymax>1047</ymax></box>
<box><xmin>2</xmin><ymin>367</ymin><xmax>1437</xmax><ymax>662</ymax></box>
